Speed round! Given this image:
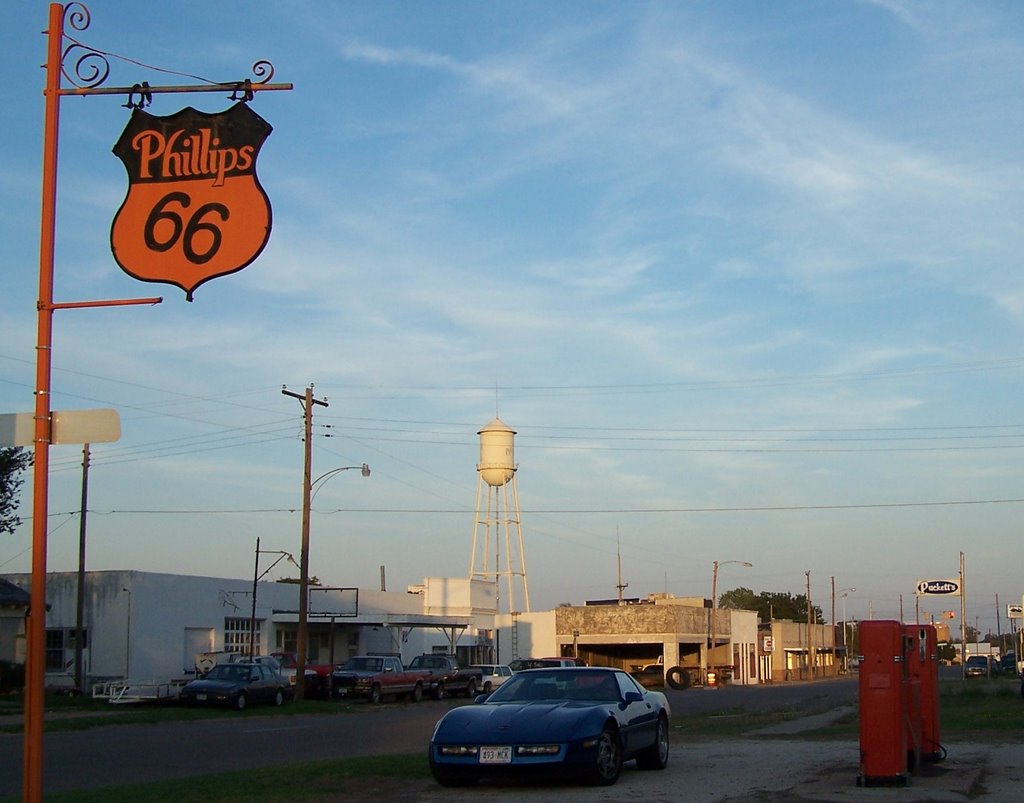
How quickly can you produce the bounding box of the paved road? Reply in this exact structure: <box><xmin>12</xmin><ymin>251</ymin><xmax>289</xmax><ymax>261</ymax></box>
<box><xmin>0</xmin><ymin>678</ymin><xmax>858</xmax><ymax>797</ymax></box>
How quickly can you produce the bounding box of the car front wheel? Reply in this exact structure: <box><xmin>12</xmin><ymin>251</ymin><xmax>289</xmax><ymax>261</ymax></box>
<box><xmin>234</xmin><ymin>693</ymin><xmax>247</xmax><ymax>712</ymax></box>
<box><xmin>434</xmin><ymin>682</ymin><xmax>446</xmax><ymax>701</ymax></box>
<box><xmin>273</xmin><ymin>689</ymin><xmax>284</xmax><ymax>707</ymax></box>
<box><xmin>587</xmin><ymin>725</ymin><xmax>622</xmax><ymax>785</ymax></box>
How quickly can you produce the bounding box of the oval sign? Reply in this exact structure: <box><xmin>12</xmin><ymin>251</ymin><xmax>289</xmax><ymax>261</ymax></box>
<box><xmin>915</xmin><ymin>579</ymin><xmax>961</xmax><ymax>596</ymax></box>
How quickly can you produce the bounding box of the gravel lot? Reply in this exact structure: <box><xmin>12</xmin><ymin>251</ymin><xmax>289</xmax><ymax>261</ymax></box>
<box><xmin>405</xmin><ymin>738</ymin><xmax>1022</xmax><ymax>802</ymax></box>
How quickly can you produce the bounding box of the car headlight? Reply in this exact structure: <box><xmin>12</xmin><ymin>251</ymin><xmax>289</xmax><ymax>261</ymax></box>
<box><xmin>439</xmin><ymin>745</ymin><xmax>479</xmax><ymax>756</ymax></box>
<box><xmin>516</xmin><ymin>745</ymin><xmax>560</xmax><ymax>756</ymax></box>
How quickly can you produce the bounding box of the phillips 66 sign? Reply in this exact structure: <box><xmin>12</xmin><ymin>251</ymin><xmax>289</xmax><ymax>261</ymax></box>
<box><xmin>111</xmin><ymin>102</ymin><xmax>273</xmax><ymax>301</ymax></box>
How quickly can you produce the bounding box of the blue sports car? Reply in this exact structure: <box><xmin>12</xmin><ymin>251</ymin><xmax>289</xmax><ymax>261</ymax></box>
<box><xmin>428</xmin><ymin>666</ymin><xmax>670</xmax><ymax>786</ymax></box>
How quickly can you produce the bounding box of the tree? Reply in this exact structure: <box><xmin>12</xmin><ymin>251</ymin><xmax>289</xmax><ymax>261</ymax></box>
<box><xmin>0</xmin><ymin>447</ymin><xmax>32</xmax><ymax>535</ymax></box>
<box><xmin>718</xmin><ymin>587</ymin><xmax>824</xmax><ymax>624</ymax></box>
<box><xmin>718</xmin><ymin>587</ymin><xmax>758</xmax><ymax>611</ymax></box>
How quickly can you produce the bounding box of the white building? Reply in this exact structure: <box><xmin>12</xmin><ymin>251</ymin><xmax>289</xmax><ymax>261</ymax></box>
<box><xmin>2</xmin><ymin>572</ymin><xmax>769</xmax><ymax>689</ymax></box>
<box><xmin>1</xmin><ymin>570</ymin><xmax>490</xmax><ymax>686</ymax></box>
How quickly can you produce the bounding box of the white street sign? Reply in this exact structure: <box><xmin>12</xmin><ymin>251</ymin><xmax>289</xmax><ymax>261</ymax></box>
<box><xmin>0</xmin><ymin>409</ymin><xmax>120</xmax><ymax>446</ymax></box>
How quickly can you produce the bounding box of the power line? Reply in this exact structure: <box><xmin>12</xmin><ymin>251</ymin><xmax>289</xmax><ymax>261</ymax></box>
<box><xmin>29</xmin><ymin>495</ymin><xmax>1024</xmax><ymax>517</ymax></box>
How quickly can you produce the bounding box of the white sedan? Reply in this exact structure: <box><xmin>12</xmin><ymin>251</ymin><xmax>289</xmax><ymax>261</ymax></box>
<box><xmin>470</xmin><ymin>664</ymin><xmax>513</xmax><ymax>693</ymax></box>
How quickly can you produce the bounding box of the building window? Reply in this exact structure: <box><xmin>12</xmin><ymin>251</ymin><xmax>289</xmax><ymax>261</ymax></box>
<box><xmin>273</xmin><ymin>628</ymin><xmax>329</xmax><ymax>660</ymax></box>
<box><xmin>45</xmin><ymin>629</ymin><xmax>65</xmax><ymax>671</ymax></box>
<box><xmin>44</xmin><ymin>628</ymin><xmax>86</xmax><ymax>671</ymax></box>
<box><xmin>276</xmin><ymin>628</ymin><xmax>296</xmax><ymax>654</ymax></box>
<box><xmin>225</xmin><ymin>618</ymin><xmax>261</xmax><ymax>654</ymax></box>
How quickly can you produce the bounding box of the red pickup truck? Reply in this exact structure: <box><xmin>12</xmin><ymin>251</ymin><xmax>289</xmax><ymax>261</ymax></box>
<box><xmin>331</xmin><ymin>655</ymin><xmax>431</xmax><ymax>703</ymax></box>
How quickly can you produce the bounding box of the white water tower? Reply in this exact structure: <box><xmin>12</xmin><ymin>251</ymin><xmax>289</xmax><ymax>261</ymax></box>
<box><xmin>469</xmin><ymin>418</ymin><xmax>530</xmax><ymax>613</ymax></box>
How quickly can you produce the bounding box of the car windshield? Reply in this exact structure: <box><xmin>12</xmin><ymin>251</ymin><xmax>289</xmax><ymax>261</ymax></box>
<box><xmin>485</xmin><ymin>669</ymin><xmax>622</xmax><ymax>703</ymax></box>
<box><xmin>206</xmin><ymin>664</ymin><xmax>250</xmax><ymax>681</ymax></box>
<box><xmin>343</xmin><ymin>657</ymin><xmax>383</xmax><ymax>672</ymax></box>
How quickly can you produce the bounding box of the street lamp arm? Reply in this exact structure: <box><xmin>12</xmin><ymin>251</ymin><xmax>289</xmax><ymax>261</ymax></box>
<box><xmin>310</xmin><ymin>464</ymin><xmax>371</xmax><ymax>505</ymax></box>
<box><xmin>257</xmin><ymin>550</ymin><xmax>298</xmax><ymax>582</ymax></box>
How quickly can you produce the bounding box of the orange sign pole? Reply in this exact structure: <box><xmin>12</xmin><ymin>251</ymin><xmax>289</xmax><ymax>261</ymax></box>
<box><xmin>23</xmin><ymin>6</ymin><xmax>65</xmax><ymax>800</ymax></box>
<box><xmin>24</xmin><ymin>7</ymin><xmax>289</xmax><ymax>795</ymax></box>
<box><xmin>24</xmin><ymin>6</ymin><xmax>161</xmax><ymax>800</ymax></box>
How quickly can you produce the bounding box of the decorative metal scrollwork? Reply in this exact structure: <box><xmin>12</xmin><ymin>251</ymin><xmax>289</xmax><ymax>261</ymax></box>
<box><xmin>231</xmin><ymin>62</ymin><xmax>277</xmax><ymax>101</ymax></box>
<box><xmin>250</xmin><ymin>60</ymin><xmax>275</xmax><ymax>85</ymax></box>
<box><xmin>60</xmin><ymin>3</ymin><xmax>109</xmax><ymax>89</ymax></box>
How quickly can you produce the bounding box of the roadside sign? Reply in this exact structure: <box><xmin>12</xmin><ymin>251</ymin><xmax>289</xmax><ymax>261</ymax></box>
<box><xmin>762</xmin><ymin>635</ymin><xmax>775</xmax><ymax>653</ymax></box>
<box><xmin>111</xmin><ymin>102</ymin><xmax>273</xmax><ymax>301</ymax></box>
<box><xmin>1</xmin><ymin>409</ymin><xmax>120</xmax><ymax>446</ymax></box>
<box><xmin>1008</xmin><ymin>604</ymin><xmax>1024</xmax><ymax>619</ymax></box>
<box><xmin>915</xmin><ymin>579</ymin><xmax>961</xmax><ymax>597</ymax></box>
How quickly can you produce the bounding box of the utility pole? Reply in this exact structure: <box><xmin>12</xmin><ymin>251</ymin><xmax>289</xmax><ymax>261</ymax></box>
<box><xmin>74</xmin><ymin>444</ymin><xmax>90</xmax><ymax>693</ymax></box>
<box><xmin>615</xmin><ymin>533</ymin><xmax>628</xmax><ymax>604</ymax></box>
<box><xmin>830</xmin><ymin>575</ymin><xmax>835</xmax><ymax>665</ymax></box>
<box><xmin>960</xmin><ymin>552</ymin><xmax>967</xmax><ymax>680</ymax></box>
<box><xmin>806</xmin><ymin>570</ymin><xmax>814</xmax><ymax>680</ymax></box>
<box><xmin>282</xmin><ymin>384</ymin><xmax>328</xmax><ymax>702</ymax></box>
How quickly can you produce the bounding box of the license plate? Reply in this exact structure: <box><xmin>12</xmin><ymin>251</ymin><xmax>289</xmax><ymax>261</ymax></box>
<box><xmin>196</xmin><ymin>693</ymin><xmax>207</xmax><ymax>701</ymax></box>
<box><xmin>479</xmin><ymin>746</ymin><xmax>512</xmax><ymax>764</ymax></box>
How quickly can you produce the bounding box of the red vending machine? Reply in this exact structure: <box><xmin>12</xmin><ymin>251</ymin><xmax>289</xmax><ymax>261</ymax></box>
<box><xmin>858</xmin><ymin>620</ymin><xmax>909</xmax><ymax>786</ymax></box>
<box><xmin>904</xmin><ymin>623</ymin><xmax>943</xmax><ymax>762</ymax></box>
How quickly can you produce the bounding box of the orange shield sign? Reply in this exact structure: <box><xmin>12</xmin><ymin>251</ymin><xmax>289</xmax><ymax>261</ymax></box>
<box><xmin>111</xmin><ymin>102</ymin><xmax>273</xmax><ymax>300</ymax></box>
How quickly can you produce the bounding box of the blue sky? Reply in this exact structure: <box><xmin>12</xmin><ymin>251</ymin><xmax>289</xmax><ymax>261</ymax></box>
<box><xmin>3</xmin><ymin>1</ymin><xmax>1024</xmax><ymax>635</ymax></box>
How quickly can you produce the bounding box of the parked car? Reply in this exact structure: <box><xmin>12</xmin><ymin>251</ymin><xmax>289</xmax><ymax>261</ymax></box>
<box><xmin>406</xmin><ymin>654</ymin><xmax>484</xmax><ymax>699</ymax></box>
<box><xmin>331</xmin><ymin>655</ymin><xmax>431</xmax><ymax>702</ymax></box>
<box><xmin>470</xmin><ymin>664</ymin><xmax>513</xmax><ymax>693</ymax></box>
<box><xmin>998</xmin><ymin>652</ymin><xmax>1016</xmax><ymax>674</ymax></box>
<box><xmin>179</xmin><ymin>661</ymin><xmax>291</xmax><ymax>710</ymax></box>
<box><xmin>429</xmin><ymin>666</ymin><xmax>670</xmax><ymax>787</ymax></box>
<box><xmin>508</xmin><ymin>657</ymin><xmax>585</xmax><ymax>672</ymax></box>
<box><xmin>964</xmin><ymin>655</ymin><xmax>996</xmax><ymax>678</ymax></box>
<box><xmin>629</xmin><ymin>662</ymin><xmax>666</xmax><ymax>688</ymax></box>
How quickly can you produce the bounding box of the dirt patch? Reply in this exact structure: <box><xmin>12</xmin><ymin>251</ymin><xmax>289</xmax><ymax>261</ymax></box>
<box><xmin>329</xmin><ymin>740</ymin><xmax>1022</xmax><ymax>802</ymax></box>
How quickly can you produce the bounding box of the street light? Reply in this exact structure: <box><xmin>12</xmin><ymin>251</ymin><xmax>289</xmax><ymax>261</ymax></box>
<box><xmin>311</xmin><ymin>464</ymin><xmax>371</xmax><ymax>504</ymax></box>
<box><xmin>709</xmin><ymin>560</ymin><xmax>752</xmax><ymax>683</ymax></box>
<box><xmin>294</xmin><ymin>463</ymin><xmax>370</xmax><ymax>701</ymax></box>
<box><xmin>250</xmin><ymin>538</ymin><xmax>299</xmax><ymax>658</ymax></box>
<box><xmin>839</xmin><ymin>588</ymin><xmax>856</xmax><ymax>671</ymax></box>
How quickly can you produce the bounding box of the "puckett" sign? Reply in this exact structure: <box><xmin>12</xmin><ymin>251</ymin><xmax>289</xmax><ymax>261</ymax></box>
<box><xmin>111</xmin><ymin>102</ymin><xmax>273</xmax><ymax>300</ymax></box>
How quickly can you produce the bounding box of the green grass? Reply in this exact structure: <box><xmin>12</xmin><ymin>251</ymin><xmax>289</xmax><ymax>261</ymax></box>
<box><xmin>671</xmin><ymin>706</ymin><xmax>809</xmax><ymax>738</ymax></box>
<box><xmin>0</xmin><ymin>693</ymin><xmax>361</xmax><ymax>734</ymax></box>
<box><xmin>937</xmin><ymin>680</ymin><xmax>1023</xmax><ymax>736</ymax></box>
<box><xmin>0</xmin><ymin>754</ymin><xmax>430</xmax><ymax>803</ymax></box>
<box><xmin>670</xmin><ymin>679</ymin><xmax>1023</xmax><ymax>741</ymax></box>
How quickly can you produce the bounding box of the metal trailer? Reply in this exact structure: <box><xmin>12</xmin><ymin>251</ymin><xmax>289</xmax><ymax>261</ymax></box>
<box><xmin>92</xmin><ymin>679</ymin><xmax>186</xmax><ymax>704</ymax></box>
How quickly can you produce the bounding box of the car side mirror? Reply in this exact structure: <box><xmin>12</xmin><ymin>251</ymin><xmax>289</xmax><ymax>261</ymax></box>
<box><xmin>250</xmin><ymin>673</ymin><xmax>259</xmax><ymax>682</ymax></box>
<box><xmin>623</xmin><ymin>691</ymin><xmax>643</xmax><ymax>703</ymax></box>
<box><xmin>474</xmin><ymin>693</ymin><xmax>490</xmax><ymax>703</ymax></box>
